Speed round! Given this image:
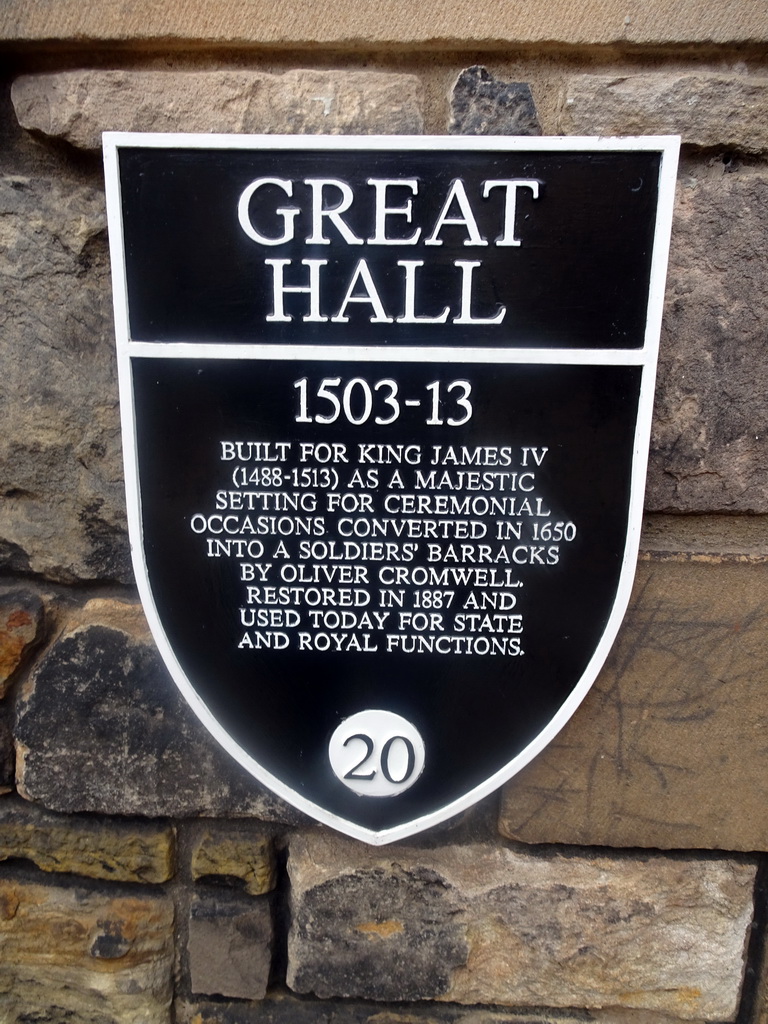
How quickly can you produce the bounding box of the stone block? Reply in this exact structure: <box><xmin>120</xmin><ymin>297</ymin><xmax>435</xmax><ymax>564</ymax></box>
<box><xmin>0</xmin><ymin>174</ymin><xmax>131</xmax><ymax>584</ymax></box>
<box><xmin>0</xmin><ymin>878</ymin><xmax>174</xmax><ymax>1024</ymax></box>
<box><xmin>640</xmin><ymin>512</ymin><xmax>768</xmax><ymax>559</ymax></box>
<box><xmin>181</xmin><ymin>994</ymin><xmax>708</xmax><ymax>1024</ymax></box>
<box><xmin>12</xmin><ymin>69</ymin><xmax>424</xmax><ymax>151</ymax></box>
<box><xmin>0</xmin><ymin>589</ymin><xmax>44</xmax><ymax>698</ymax></box>
<box><xmin>13</xmin><ymin>599</ymin><xmax>302</xmax><ymax>820</ymax></box>
<box><xmin>0</xmin><ymin>795</ymin><xmax>175</xmax><ymax>883</ymax></box>
<box><xmin>191</xmin><ymin>826</ymin><xmax>276</xmax><ymax>895</ymax></box>
<box><xmin>500</xmin><ymin>558</ymin><xmax>768</xmax><ymax>850</ymax></box>
<box><xmin>647</xmin><ymin>167</ymin><xmax>768</xmax><ymax>512</ymax></box>
<box><xmin>560</xmin><ymin>74</ymin><xmax>768</xmax><ymax>154</ymax></box>
<box><xmin>449</xmin><ymin>65</ymin><xmax>541</xmax><ymax>135</ymax></box>
<box><xmin>287</xmin><ymin>832</ymin><xmax>755</xmax><ymax>1020</ymax></box>
<box><xmin>187</xmin><ymin>895</ymin><xmax>272</xmax><ymax>1000</ymax></box>
<box><xmin>1</xmin><ymin>0</ymin><xmax>767</xmax><ymax>47</ymax></box>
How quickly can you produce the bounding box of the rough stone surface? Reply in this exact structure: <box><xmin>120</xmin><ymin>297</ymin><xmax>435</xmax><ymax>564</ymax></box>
<box><xmin>0</xmin><ymin>795</ymin><xmax>175</xmax><ymax>883</ymax></box>
<box><xmin>14</xmin><ymin>599</ymin><xmax>302</xmax><ymax>820</ymax></box>
<box><xmin>187</xmin><ymin>895</ymin><xmax>272</xmax><ymax>1000</ymax></box>
<box><xmin>1</xmin><ymin>0</ymin><xmax>767</xmax><ymax>47</ymax></box>
<box><xmin>191</xmin><ymin>827</ymin><xmax>276</xmax><ymax>895</ymax></box>
<box><xmin>287</xmin><ymin>832</ymin><xmax>755</xmax><ymax>1019</ymax></box>
<box><xmin>0</xmin><ymin>174</ymin><xmax>130</xmax><ymax>583</ymax></box>
<box><xmin>647</xmin><ymin>167</ymin><xmax>768</xmax><ymax>512</ymax></box>
<box><xmin>12</xmin><ymin>69</ymin><xmax>424</xmax><ymax>151</ymax></box>
<box><xmin>0</xmin><ymin>878</ymin><xmax>174</xmax><ymax>1024</ymax></box>
<box><xmin>500</xmin><ymin>560</ymin><xmax>768</xmax><ymax>851</ymax></box>
<box><xmin>449</xmin><ymin>65</ymin><xmax>542</xmax><ymax>135</ymax></box>
<box><xmin>560</xmin><ymin>74</ymin><xmax>768</xmax><ymax>154</ymax></box>
<box><xmin>640</xmin><ymin>513</ymin><xmax>768</xmax><ymax>561</ymax></box>
<box><xmin>0</xmin><ymin>589</ymin><xmax>44</xmax><ymax>698</ymax></box>
<box><xmin>182</xmin><ymin>995</ymin><xmax>707</xmax><ymax>1024</ymax></box>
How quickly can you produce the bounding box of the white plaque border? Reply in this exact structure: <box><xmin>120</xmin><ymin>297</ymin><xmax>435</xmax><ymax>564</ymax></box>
<box><xmin>104</xmin><ymin>132</ymin><xmax>679</xmax><ymax>844</ymax></box>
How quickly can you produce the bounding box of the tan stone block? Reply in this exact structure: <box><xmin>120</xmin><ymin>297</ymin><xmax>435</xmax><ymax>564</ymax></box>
<box><xmin>500</xmin><ymin>558</ymin><xmax>768</xmax><ymax>850</ymax></box>
<box><xmin>287</xmin><ymin>831</ymin><xmax>755</xmax><ymax>1020</ymax></box>
<box><xmin>560</xmin><ymin>74</ymin><xmax>768</xmax><ymax>153</ymax></box>
<box><xmin>0</xmin><ymin>0</ymin><xmax>766</xmax><ymax>47</ymax></box>
<box><xmin>191</xmin><ymin>827</ymin><xmax>276</xmax><ymax>895</ymax></box>
<box><xmin>11</xmin><ymin>69</ymin><xmax>424</xmax><ymax>151</ymax></box>
<box><xmin>0</xmin><ymin>879</ymin><xmax>174</xmax><ymax>1023</ymax></box>
<box><xmin>0</xmin><ymin>796</ymin><xmax>175</xmax><ymax>883</ymax></box>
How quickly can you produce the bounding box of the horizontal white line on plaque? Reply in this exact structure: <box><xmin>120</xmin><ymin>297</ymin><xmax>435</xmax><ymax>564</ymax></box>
<box><xmin>104</xmin><ymin>131</ymin><xmax>679</xmax><ymax>154</ymax></box>
<box><xmin>123</xmin><ymin>342</ymin><xmax>650</xmax><ymax>366</ymax></box>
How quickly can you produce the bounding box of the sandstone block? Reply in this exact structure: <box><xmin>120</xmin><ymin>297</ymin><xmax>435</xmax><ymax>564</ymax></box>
<box><xmin>0</xmin><ymin>589</ymin><xmax>44</xmax><ymax>697</ymax></box>
<box><xmin>287</xmin><ymin>833</ymin><xmax>755</xmax><ymax>1019</ymax></box>
<box><xmin>190</xmin><ymin>826</ymin><xmax>276</xmax><ymax>895</ymax></box>
<box><xmin>0</xmin><ymin>795</ymin><xmax>175</xmax><ymax>883</ymax></box>
<box><xmin>0</xmin><ymin>878</ymin><xmax>174</xmax><ymax>1024</ymax></box>
<box><xmin>449</xmin><ymin>65</ymin><xmax>541</xmax><ymax>135</ymax></box>
<box><xmin>187</xmin><ymin>895</ymin><xmax>272</xmax><ymax>1000</ymax></box>
<box><xmin>181</xmin><ymin>994</ymin><xmax>707</xmax><ymax>1024</ymax></box>
<box><xmin>0</xmin><ymin>174</ymin><xmax>130</xmax><ymax>583</ymax></box>
<box><xmin>13</xmin><ymin>599</ymin><xmax>302</xmax><ymax>820</ymax></box>
<box><xmin>500</xmin><ymin>557</ymin><xmax>768</xmax><ymax>851</ymax></box>
<box><xmin>12</xmin><ymin>69</ymin><xmax>424</xmax><ymax>151</ymax></box>
<box><xmin>1</xmin><ymin>0</ymin><xmax>767</xmax><ymax>48</ymax></box>
<box><xmin>647</xmin><ymin>167</ymin><xmax>768</xmax><ymax>512</ymax></box>
<box><xmin>560</xmin><ymin>74</ymin><xmax>768</xmax><ymax>153</ymax></box>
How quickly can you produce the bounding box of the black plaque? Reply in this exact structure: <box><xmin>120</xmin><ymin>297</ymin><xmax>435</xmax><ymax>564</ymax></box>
<box><xmin>104</xmin><ymin>133</ymin><xmax>679</xmax><ymax>843</ymax></box>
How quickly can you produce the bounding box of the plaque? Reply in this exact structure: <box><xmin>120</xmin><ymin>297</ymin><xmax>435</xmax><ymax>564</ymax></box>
<box><xmin>104</xmin><ymin>133</ymin><xmax>679</xmax><ymax>843</ymax></box>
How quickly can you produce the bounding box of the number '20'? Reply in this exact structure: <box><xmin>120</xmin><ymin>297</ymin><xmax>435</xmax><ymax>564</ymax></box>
<box><xmin>329</xmin><ymin>709</ymin><xmax>425</xmax><ymax>796</ymax></box>
<box><xmin>343</xmin><ymin>732</ymin><xmax>417</xmax><ymax>785</ymax></box>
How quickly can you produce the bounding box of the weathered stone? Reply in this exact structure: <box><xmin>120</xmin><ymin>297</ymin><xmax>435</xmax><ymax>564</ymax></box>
<box><xmin>647</xmin><ymin>167</ymin><xmax>768</xmax><ymax>512</ymax></box>
<box><xmin>560</xmin><ymin>74</ymin><xmax>768</xmax><ymax>153</ymax></box>
<box><xmin>1</xmin><ymin>0</ymin><xmax>767</xmax><ymax>47</ymax></box>
<box><xmin>450</xmin><ymin>65</ymin><xmax>541</xmax><ymax>135</ymax></box>
<box><xmin>500</xmin><ymin>558</ymin><xmax>768</xmax><ymax>851</ymax></box>
<box><xmin>0</xmin><ymin>174</ymin><xmax>130</xmax><ymax>583</ymax></box>
<box><xmin>181</xmin><ymin>993</ymin><xmax>708</xmax><ymax>1024</ymax></box>
<box><xmin>14</xmin><ymin>599</ymin><xmax>302</xmax><ymax>820</ymax></box>
<box><xmin>0</xmin><ymin>702</ymin><xmax>12</xmax><ymax>793</ymax></box>
<box><xmin>640</xmin><ymin>512</ymin><xmax>768</xmax><ymax>560</ymax></box>
<box><xmin>0</xmin><ymin>878</ymin><xmax>174</xmax><ymax>1024</ymax></box>
<box><xmin>191</xmin><ymin>826</ymin><xmax>276</xmax><ymax>895</ymax></box>
<box><xmin>0</xmin><ymin>589</ymin><xmax>45</xmax><ymax>698</ymax></box>
<box><xmin>12</xmin><ymin>69</ymin><xmax>423</xmax><ymax>151</ymax></box>
<box><xmin>287</xmin><ymin>832</ymin><xmax>755</xmax><ymax>1019</ymax></box>
<box><xmin>188</xmin><ymin>895</ymin><xmax>272</xmax><ymax>1000</ymax></box>
<box><xmin>0</xmin><ymin>795</ymin><xmax>175</xmax><ymax>883</ymax></box>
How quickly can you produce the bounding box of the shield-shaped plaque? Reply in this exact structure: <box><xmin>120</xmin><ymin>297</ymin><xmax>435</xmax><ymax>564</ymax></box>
<box><xmin>104</xmin><ymin>134</ymin><xmax>678</xmax><ymax>843</ymax></box>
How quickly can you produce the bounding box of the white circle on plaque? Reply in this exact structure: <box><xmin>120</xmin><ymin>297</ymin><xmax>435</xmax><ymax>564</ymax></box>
<box><xmin>329</xmin><ymin>710</ymin><xmax>426</xmax><ymax>797</ymax></box>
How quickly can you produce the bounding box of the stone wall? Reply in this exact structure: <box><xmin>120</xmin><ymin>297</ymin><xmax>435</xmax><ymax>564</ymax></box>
<box><xmin>2</xmin><ymin>4</ymin><xmax>768</xmax><ymax>1022</ymax></box>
